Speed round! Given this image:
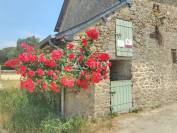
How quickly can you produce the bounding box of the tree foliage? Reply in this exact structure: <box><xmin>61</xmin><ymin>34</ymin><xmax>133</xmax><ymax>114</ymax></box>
<box><xmin>16</xmin><ymin>36</ymin><xmax>40</xmax><ymax>53</ymax></box>
<box><xmin>0</xmin><ymin>36</ymin><xmax>40</xmax><ymax>65</ymax></box>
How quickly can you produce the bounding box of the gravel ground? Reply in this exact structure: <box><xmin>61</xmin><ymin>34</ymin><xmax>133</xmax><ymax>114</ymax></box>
<box><xmin>107</xmin><ymin>103</ymin><xmax>177</xmax><ymax>133</ymax></box>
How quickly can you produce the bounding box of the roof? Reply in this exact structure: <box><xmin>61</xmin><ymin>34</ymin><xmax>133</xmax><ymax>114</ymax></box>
<box><xmin>40</xmin><ymin>0</ymin><xmax>131</xmax><ymax>48</ymax></box>
<box><xmin>55</xmin><ymin>0</ymin><xmax>131</xmax><ymax>39</ymax></box>
<box><xmin>54</xmin><ymin>0</ymin><xmax>70</xmax><ymax>32</ymax></box>
<box><xmin>55</xmin><ymin>0</ymin><xmax>131</xmax><ymax>33</ymax></box>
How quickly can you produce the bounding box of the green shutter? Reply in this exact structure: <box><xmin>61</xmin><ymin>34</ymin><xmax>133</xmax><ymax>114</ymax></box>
<box><xmin>116</xmin><ymin>19</ymin><xmax>133</xmax><ymax>57</ymax></box>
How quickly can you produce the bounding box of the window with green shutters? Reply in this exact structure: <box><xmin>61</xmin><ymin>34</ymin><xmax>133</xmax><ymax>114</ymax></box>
<box><xmin>116</xmin><ymin>19</ymin><xmax>133</xmax><ymax>57</ymax></box>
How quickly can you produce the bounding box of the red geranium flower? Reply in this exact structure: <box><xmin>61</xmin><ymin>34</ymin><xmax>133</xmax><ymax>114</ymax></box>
<box><xmin>20</xmin><ymin>66</ymin><xmax>27</xmax><ymax>73</ymax></box>
<box><xmin>99</xmin><ymin>53</ymin><xmax>109</xmax><ymax>61</ymax></box>
<box><xmin>45</xmin><ymin>59</ymin><xmax>57</xmax><ymax>67</ymax></box>
<box><xmin>21</xmin><ymin>73</ymin><xmax>26</xmax><ymax>78</ymax></box>
<box><xmin>18</xmin><ymin>52</ymin><xmax>29</xmax><ymax>62</ymax></box>
<box><xmin>64</xmin><ymin>65</ymin><xmax>72</xmax><ymax>72</ymax></box>
<box><xmin>108</xmin><ymin>62</ymin><xmax>112</xmax><ymax>67</ymax></box>
<box><xmin>50</xmin><ymin>82</ymin><xmax>60</xmax><ymax>93</ymax></box>
<box><xmin>102</xmin><ymin>66</ymin><xmax>108</xmax><ymax>71</ymax></box>
<box><xmin>42</xmin><ymin>82</ymin><xmax>48</xmax><ymax>90</ymax></box>
<box><xmin>96</xmin><ymin>68</ymin><xmax>102</xmax><ymax>73</ymax></box>
<box><xmin>23</xmin><ymin>78</ymin><xmax>35</xmax><ymax>93</ymax></box>
<box><xmin>77</xmin><ymin>79</ymin><xmax>89</xmax><ymax>90</ymax></box>
<box><xmin>39</xmin><ymin>54</ymin><xmax>46</xmax><ymax>63</ymax></box>
<box><xmin>4</xmin><ymin>58</ymin><xmax>19</xmax><ymax>68</ymax></box>
<box><xmin>78</xmin><ymin>55</ymin><xmax>85</xmax><ymax>62</ymax></box>
<box><xmin>81</xmin><ymin>70</ymin><xmax>86</xmax><ymax>76</ymax></box>
<box><xmin>27</xmin><ymin>45</ymin><xmax>35</xmax><ymax>52</ymax></box>
<box><xmin>29</xmin><ymin>53</ymin><xmax>37</xmax><ymax>62</ymax></box>
<box><xmin>91</xmin><ymin>72</ymin><xmax>102</xmax><ymax>83</ymax></box>
<box><xmin>68</xmin><ymin>53</ymin><xmax>75</xmax><ymax>60</ymax></box>
<box><xmin>82</xmin><ymin>38</ymin><xmax>88</xmax><ymax>47</ymax></box>
<box><xmin>86</xmin><ymin>27</ymin><xmax>100</xmax><ymax>40</ymax></box>
<box><xmin>86</xmin><ymin>74</ymin><xmax>91</xmax><ymax>80</ymax></box>
<box><xmin>21</xmin><ymin>42</ymin><xmax>28</xmax><ymax>49</ymax></box>
<box><xmin>28</xmin><ymin>70</ymin><xmax>35</xmax><ymax>77</ymax></box>
<box><xmin>37</xmin><ymin>68</ymin><xmax>44</xmax><ymax>76</ymax></box>
<box><xmin>67</xmin><ymin>42</ymin><xmax>74</xmax><ymax>49</ymax></box>
<box><xmin>36</xmin><ymin>79</ymin><xmax>41</xmax><ymax>84</ymax></box>
<box><xmin>86</xmin><ymin>57</ymin><xmax>96</xmax><ymax>69</ymax></box>
<box><xmin>47</xmin><ymin>70</ymin><xmax>54</xmax><ymax>76</ymax></box>
<box><xmin>80</xmin><ymin>48</ymin><xmax>84</xmax><ymax>53</ymax></box>
<box><xmin>53</xmin><ymin>75</ymin><xmax>58</xmax><ymax>80</ymax></box>
<box><xmin>51</xmin><ymin>49</ymin><xmax>63</xmax><ymax>60</ymax></box>
<box><xmin>61</xmin><ymin>76</ymin><xmax>75</xmax><ymax>88</ymax></box>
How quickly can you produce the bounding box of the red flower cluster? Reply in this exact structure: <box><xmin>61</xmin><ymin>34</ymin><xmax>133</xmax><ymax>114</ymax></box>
<box><xmin>86</xmin><ymin>27</ymin><xmax>100</xmax><ymax>40</ymax></box>
<box><xmin>61</xmin><ymin>76</ymin><xmax>75</xmax><ymax>88</ymax></box>
<box><xmin>21</xmin><ymin>78</ymin><xmax>35</xmax><ymax>93</ymax></box>
<box><xmin>77</xmin><ymin>79</ymin><xmax>89</xmax><ymax>90</ymax></box>
<box><xmin>51</xmin><ymin>49</ymin><xmax>63</xmax><ymax>60</ymax></box>
<box><xmin>4</xmin><ymin>58</ymin><xmax>19</xmax><ymax>68</ymax></box>
<box><xmin>82</xmin><ymin>38</ymin><xmax>88</xmax><ymax>47</ymax></box>
<box><xmin>37</xmin><ymin>68</ymin><xmax>44</xmax><ymax>76</ymax></box>
<box><xmin>4</xmin><ymin>27</ymin><xmax>111</xmax><ymax>94</ymax></box>
<box><xmin>50</xmin><ymin>82</ymin><xmax>60</xmax><ymax>93</ymax></box>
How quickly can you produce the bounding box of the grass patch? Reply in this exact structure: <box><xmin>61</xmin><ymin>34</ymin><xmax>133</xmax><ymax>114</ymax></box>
<box><xmin>0</xmin><ymin>80</ymin><xmax>20</xmax><ymax>90</ymax></box>
<box><xmin>0</xmin><ymin>80</ymin><xmax>86</xmax><ymax>133</ymax></box>
<box><xmin>41</xmin><ymin>115</ymin><xmax>85</xmax><ymax>133</ymax></box>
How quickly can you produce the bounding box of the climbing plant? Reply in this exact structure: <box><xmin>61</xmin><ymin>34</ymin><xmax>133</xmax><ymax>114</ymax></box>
<box><xmin>5</xmin><ymin>27</ymin><xmax>111</xmax><ymax>94</ymax></box>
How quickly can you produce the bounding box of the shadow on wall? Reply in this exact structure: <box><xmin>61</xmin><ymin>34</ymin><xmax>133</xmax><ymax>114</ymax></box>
<box><xmin>110</xmin><ymin>60</ymin><xmax>132</xmax><ymax>81</ymax></box>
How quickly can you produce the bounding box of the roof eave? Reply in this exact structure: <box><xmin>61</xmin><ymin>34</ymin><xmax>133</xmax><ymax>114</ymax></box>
<box><xmin>55</xmin><ymin>0</ymin><xmax>132</xmax><ymax>39</ymax></box>
<box><xmin>54</xmin><ymin>0</ymin><xmax>70</xmax><ymax>32</ymax></box>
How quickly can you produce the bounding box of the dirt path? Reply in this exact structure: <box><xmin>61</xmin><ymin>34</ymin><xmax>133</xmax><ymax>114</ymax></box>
<box><xmin>102</xmin><ymin>103</ymin><xmax>177</xmax><ymax>133</ymax></box>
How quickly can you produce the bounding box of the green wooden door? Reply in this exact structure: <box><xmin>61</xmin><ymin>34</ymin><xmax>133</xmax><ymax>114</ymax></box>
<box><xmin>116</xmin><ymin>19</ymin><xmax>133</xmax><ymax>57</ymax></box>
<box><xmin>110</xmin><ymin>80</ymin><xmax>132</xmax><ymax>113</ymax></box>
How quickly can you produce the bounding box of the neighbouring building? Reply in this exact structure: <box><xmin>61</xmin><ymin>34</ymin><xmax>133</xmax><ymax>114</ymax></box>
<box><xmin>40</xmin><ymin>0</ymin><xmax>177</xmax><ymax>117</ymax></box>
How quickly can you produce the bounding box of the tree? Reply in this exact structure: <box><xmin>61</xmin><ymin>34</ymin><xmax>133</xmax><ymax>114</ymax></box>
<box><xmin>0</xmin><ymin>49</ymin><xmax>7</xmax><ymax>65</ymax></box>
<box><xmin>0</xmin><ymin>36</ymin><xmax>40</xmax><ymax>65</ymax></box>
<box><xmin>0</xmin><ymin>47</ymin><xmax>17</xmax><ymax>65</ymax></box>
<box><xmin>16</xmin><ymin>36</ymin><xmax>40</xmax><ymax>53</ymax></box>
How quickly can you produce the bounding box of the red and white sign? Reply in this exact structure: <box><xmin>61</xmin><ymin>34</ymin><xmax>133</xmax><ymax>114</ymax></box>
<box><xmin>125</xmin><ymin>39</ymin><xmax>133</xmax><ymax>48</ymax></box>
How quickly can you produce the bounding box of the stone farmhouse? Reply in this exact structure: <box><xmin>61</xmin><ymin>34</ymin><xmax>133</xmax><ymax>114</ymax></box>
<box><xmin>40</xmin><ymin>0</ymin><xmax>177</xmax><ymax>117</ymax></box>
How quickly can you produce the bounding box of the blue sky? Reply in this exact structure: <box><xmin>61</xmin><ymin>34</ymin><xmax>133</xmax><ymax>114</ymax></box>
<box><xmin>0</xmin><ymin>0</ymin><xmax>64</xmax><ymax>49</ymax></box>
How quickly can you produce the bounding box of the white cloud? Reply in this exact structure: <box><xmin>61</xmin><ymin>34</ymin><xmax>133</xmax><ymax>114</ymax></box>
<box><xmin>0</xmin><ymin>40</ymin><xmax>17</xmax><ymax>49</ymax></box>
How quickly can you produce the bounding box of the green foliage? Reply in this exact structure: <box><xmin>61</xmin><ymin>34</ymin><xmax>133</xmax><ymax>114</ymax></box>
<box><xmin>0</xmin><ymin>47</ymin><xmax>17</xmax><ymax>65</ymax></box>
<box><xmin>41</xmin><ymin>115</ymin><xmax>86</xmax><ymax>133</ymax></box>
<box><xmin>0</xmin><ymin>89</ymin><xmax>27</xmax><ymax>114</ymax></box>
<box><xmin>0</xmin><ymin>36</ymin><xmax>40</xmax><ymax>65</ymax></box>
<box><xmin>0</xmin><ymin>89</ymin><xmax>85</xmax><ymax>133</ymax></box>
<box><xmin>16</xmin><ymin>36</ymin><xmax>40</xmax><ymax>53</ymax></box>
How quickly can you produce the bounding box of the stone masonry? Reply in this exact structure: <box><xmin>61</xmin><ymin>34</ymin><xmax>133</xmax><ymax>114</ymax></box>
<box><xmin>64</xmin><ymin>0</ymin><xmax>177</xmax><ymax>117</ymax></box>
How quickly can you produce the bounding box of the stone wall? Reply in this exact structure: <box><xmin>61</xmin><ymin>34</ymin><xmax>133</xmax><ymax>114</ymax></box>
<box><xmin>64</xmin><ymin>89</ymin><xmax>94</xmax><ymax>117</ymax></box>
<box><xmin>95</xmin><ymin>0</ymin><xmax>177</xmax><ymax>109</ymax></box>
<box><xmin>63</xmin><ymin>0</ymin><xmax>177</xmax><ymax>117</ymax></box>
<box><xmin>131</xmin><ymin>0</ymin><xmax>177</xmax><ymax>108</ymax></box>
<box><xmin>64</xmin><ymin>80</ymin><xmax>110</xmax><ymax>117</ymax></box>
